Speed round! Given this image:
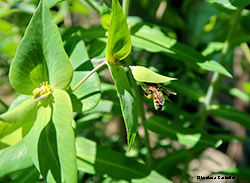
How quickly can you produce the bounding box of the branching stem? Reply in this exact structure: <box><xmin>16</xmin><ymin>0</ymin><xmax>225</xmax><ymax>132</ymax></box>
<box><xmin>72</xmin><ymin>61</ymin><xmax>106</xmax><ymax>92</ymax></box>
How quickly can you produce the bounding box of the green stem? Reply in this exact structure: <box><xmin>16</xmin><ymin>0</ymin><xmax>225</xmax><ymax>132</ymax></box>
<box><xmin>199</xmin><ymin>9</ymin><xmax>243</xmax><ymax>129</ymax></box>
<box><xmin>0</xmin><ymin>98</ymin><xmax>8</xmax><ymax>111</ymax></box>
<box><xmin>72</xmin><ymin>61</ymin><xmax>106</xmax><ymax>92</ymax></box>
<box><xmin>123</xmin><ymin>0</ymin><xmax>130</xmax><ymax>18</ymax></box>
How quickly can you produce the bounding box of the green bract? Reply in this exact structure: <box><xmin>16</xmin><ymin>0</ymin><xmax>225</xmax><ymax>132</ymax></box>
<box><xmin>105</xmin><ymin>0</ymin><xmax>131</xmax><ymax>63</ymax></box>
<box><xmin>1</xmin><ymin>1</ymin><xmax>77</xmax><ymax>182</ymax></box>
<box><xmin>9</xmin><ymin>0</ymin><xmax>73</xmax><ymax>95</ymax></box>
<box><xmin>130</xmin><ymin>66</ymin><xmax>177</xmax><ymax>83</ymax></box>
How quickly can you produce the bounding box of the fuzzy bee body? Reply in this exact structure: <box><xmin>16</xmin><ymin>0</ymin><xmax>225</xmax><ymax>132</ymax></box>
<box><xmin>142</xmin><ymin>83</ymin><xmax>176</xmax><ymax>111</ymax></box>
<box><xmin>152</xmin><ymin>89</ymin><xmax>165</xmax><ymax>111</ymax></box>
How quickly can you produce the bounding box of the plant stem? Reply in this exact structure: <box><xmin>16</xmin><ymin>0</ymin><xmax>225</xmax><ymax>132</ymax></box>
<box><xmin>123</xmin><ymin>0</ymin><xmax>130</xmax><ymax>18</ymax></box>
<box><xmin>199</xmin><ymin>9</ymin><xmax>243</xmax><ymax>129</ymax></box>
<box><xmin>91</xmin><ymin>57</ymin><xmax>105</xmax><ymax>63</ymax></box>
<box><xmin>0</xmin><ymin>98</ymin><xmax>8</xmax><ymax>111</ymax></box>
<box><xmin>72</xmin><ymin>61</ymin><xmax>106</xmax><ymax>92</ymax></box>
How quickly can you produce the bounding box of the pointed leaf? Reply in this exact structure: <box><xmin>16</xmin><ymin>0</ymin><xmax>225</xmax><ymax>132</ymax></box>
<box><xmin>9</xmin><ymin>0</ymin><xmax>73</xmax><ymax>95</ymax></box>
<box><xmin>24</xmin><ymin>104</ymin><xmax>52</xmax><ymax>177</ymax></box>
<box><xmin>25</xmin><ymin>89</ymin><xmax>77</xmax><ymax>183</ymax></box>
<box><xmin>130</xmin><ymin>66</ymin><xmax>177</xmax><ymax>83</ymax></box>
<box><xmin>65</xmin><ymin>36</ymin><xmax>101</xmax><ymax>112</ymax></box>
<box><xmin>52</xmin><ymin>89</ymin><xmax>77</xmax><ymax>182</ymax></box>
<box><xmin>11</xmin><ymin>166</ymin><xmax>40</xmax><ymax>183</ymax></box>
<box><xmin>105</xmin><ymin>0</ymin><xmax>131</xmax><ymax>63</ymax></box>
<box><xmin>76</xmin><ymin>137</ymin><xmax>172</xmax><ymax>182</ymax></box>
<box><xmin>101</xmin><ymin>3</ymin><xmax>111</xmax><ymax>30</ymax></box>
<box><xmin>76</xmin><ymin>137</ymin><xmax>150</xmax><ymax>180</ymax></box>
<box><xmin>0</xmin><ymin>98</ymin><xmax>37</xmax><ymax>140</ymax></box>
<box><xmin>206</xmin><ymin>0</ymin><xmax>250</xmax><ymax>13</ymax></box>
<box><xmin>130</xmin><ymin>24</ymin><xmax>232</xmax><ymax>77</ymax></box>
<box><xmin>8</xmin><ymin>95</ymin><xmax>31</xmax><ymax>111</ymax></box>
<box><xmin>108</xmin><ymin>64</ymin><xmax>138</xmax><ymax>149</ymax></box>
<box><xmin>0</xmin><ymin>141</ymin><xmax>33</xmax><ymax>178</ymax></box>
<box><xmin>45</xmin><ymin>0</ymin><xmax>63</xmax><ymax>8</ymax></box>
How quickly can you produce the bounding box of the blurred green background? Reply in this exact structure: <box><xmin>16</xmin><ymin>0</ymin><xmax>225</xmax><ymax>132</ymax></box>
<box><xmin>0</xmin><ymin>0</ymin><xmax>250</xmax><ymax>182</ymax></box>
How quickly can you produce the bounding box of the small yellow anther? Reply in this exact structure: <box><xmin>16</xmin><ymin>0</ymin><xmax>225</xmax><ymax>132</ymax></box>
<box><xmin>33</xmin><ymin>88</ymin><xmax>41</xmax><ymax>97</ymax></box>
<box><xmin>32</xmin><ymin>81</ymin><xmax>52</xmax><ymax>101</ymax></box>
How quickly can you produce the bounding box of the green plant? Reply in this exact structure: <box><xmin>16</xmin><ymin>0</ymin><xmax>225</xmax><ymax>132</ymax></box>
<box><xmin>0</xmin><ymin>0</ymin><xmax>250</xmax><ymax>182</ymax></box>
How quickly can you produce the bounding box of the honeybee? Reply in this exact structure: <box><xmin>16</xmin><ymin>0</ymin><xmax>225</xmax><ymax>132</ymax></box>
<box><xmin>141</xmin><ymin>83</ymin><xmax>176</xmax><ymax>111</ymax></box>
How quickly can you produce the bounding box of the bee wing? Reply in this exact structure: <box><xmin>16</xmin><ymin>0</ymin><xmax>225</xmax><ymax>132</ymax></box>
<box><xmin>160</xmin><ymin>85</ymin><xmax>177</xmax><ymax>96</ymax></box>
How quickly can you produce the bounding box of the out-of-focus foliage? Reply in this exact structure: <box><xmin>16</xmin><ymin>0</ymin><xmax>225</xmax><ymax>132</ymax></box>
<box><xmin>0</xmin><ymin>0</ymin><xmax>250</xmax><ymax>182</ymax></box>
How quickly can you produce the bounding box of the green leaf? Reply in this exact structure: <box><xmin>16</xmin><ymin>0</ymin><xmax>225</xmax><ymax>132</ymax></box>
<box><xmin>105</xmin><ymin>0</ymin><xmax>131</xmax><ymax>63</ymax></box>
<box><xmin>0</xmin><ymin>98</ymin><xmax>36</xmax><ymax>125</ymax></box>
<box><xmin>0</xmin><ymin>98</ymin><xmax>37</xmax><ymax>141</ymax></box>
<box><xmin>8</xmin><ymin>95</ymin><xmax>31</xmax><ymax>111</ymax></box>
<box><xmin>108</xmin><ymin>65</ymin><xmax>138</xmax><ymax>149</ymax></box>
<box><xmin>208</xmin><ymin>104</ymin><xmax>250</xmax><ymax>130</ymax></box>
<box><xmin>9</xmin><ymin>0</ymin><xmax>73</xmax><ymax>95</ymax></box>
<box><xmin>11</xmin><ymin>166</ymin><xmax>40</xmax><ymax>183</ymax></box>
<box><xmin>197</xmin><ymin>60</ymin><xmax>232</xmax><ymax>78</ymax></box>
<box><xmin>77</xmin><ymin>158</ymin><xmax>95</xmax><ymax>174</ymax></box>
<box><xmin>202</xmin><ymin>42</ymin><xmax>224</xmax><ymax>56</ymax></box>
<box><xmin>147</xmin><ymin>116</ymin><xmax>222</xmax><ymax>148</ymax></box>
<box><xmin>101</xmin><ymin>3</ymin><xmax>111</xmax><ymax>30</ymax></box>
<box><xmin>243</xmin><ymin>81</ymin><xmax>250</xmax><ymax>95</ymax></box>
<box><xmin>88</xmin><ymin>39</ymin><xmax>106</xmax><ymax>58</ymax></box>
<box><xmin>229</xmin><ymin>88</ymin><xmax>250</xmax><ymax>102</ymax></box>
<box><xmin>65</xmin><ymin>36</ymin><xmax>101</xmax><ymax>112</ymax></box>
<box><xmin>130</xmin><ymin>24</ymin><xmax>232</xmax><ymax>77</ymax></box>
<box><xmin>0</xmin><ymin>8</ymin><xmax>19</xmax><ymax>18</ymax></box>
<box><xmin>23</xmin><ymin>104</ymin><xmax>52</xmax><ymax>179</ymax></box>
<box><xmin>130</xmin><ymin>66</ymin><xmax>177</xmax><ymax>83</ymax></box>
<box><xmin>76</xmin><ymin>137</ymin><xmax>172</xmax><ymax>182</ymax></box>
<box><xmin>206</xmin><ymin>0</ymin><xmax>250</xmax><ymax>13</ymax></box>
<box><xmin>24</xmin><ymin>90</ymin><xmax>77</xmax><ymax>182</ymax></box>
<box><xmin>76</xmin><ymin>113</ymin><xmax>102</xmax><ymax>133</ymax></box>
<box><xmin>45</xmin><ymin>0</ymin><xmax>63</xmax><ymax>8</ymax></box>
<box><xmin>51</xmin><ymin>89</ymin><xmax>77</xmax><ymax>182</ymax></box>
<box><xmin>0</xmin><ymin>141</ymin><xmax>33</xmax><ymax>178</ymax></box>
<box><xmin>76</xmin><ymin>137</ymin><xmax>150</xmax><ymax>180</ymax></box>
